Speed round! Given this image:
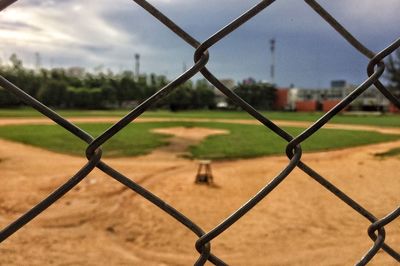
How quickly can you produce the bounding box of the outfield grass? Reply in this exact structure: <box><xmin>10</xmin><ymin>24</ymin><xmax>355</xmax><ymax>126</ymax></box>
<box><xmin>0</xmin><ymin>123</ymin><xmax>170</xmax><ymax>157</ymax></box>
<box><xmin>0</xmin><ymin>108</ymin><xmax>400</xmax><ymax>128</ymax></box>
<box><xmin>0</xmin><ymin>108</ymin><xmax>131</xmax><ymax>118</ymax></box>
<box><xmin>0</xmin><ymin>121</ymin><xmax>398</xmax><ymax>159</ymax></box>
<box><xmin>189</xmin><ymin>123</ymin><xmax>400</xmax><ymax>159</ymax></box>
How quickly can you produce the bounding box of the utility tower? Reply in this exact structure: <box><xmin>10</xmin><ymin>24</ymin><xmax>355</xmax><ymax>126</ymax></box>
<box><xmin>182</xmin><ymin>61</ymin><xmax>187</xmax><ymax>73</ymax></box>
<box><xmin>35</xmin><ymin>52</ymin><xmax>41</xmax><ymax>71</ymax></box>
<box><xmin>134</xmin><ymin>53</ymin><xmax>140</xmax><ymax>80</ymax></box>
<box><xmin>270</xmin><ymin>39</ymin><xmax>275</xmax><ymax>85</ymax></box>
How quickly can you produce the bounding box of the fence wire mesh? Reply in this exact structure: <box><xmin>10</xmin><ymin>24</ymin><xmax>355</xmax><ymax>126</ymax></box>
<box><xmin>0</xmin><ymin>0</ymin><xmax>399</xmax><ymax>265</ymax></box>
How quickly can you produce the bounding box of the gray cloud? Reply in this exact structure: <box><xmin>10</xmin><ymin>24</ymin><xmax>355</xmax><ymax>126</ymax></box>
<box><xmin>0</xmin><ymin>0</ymin><xmax>398</xmax><ymax>88</ymax></box>
<box><xmin>1</xmin><ymin>21</ymin><xmax>42</xmax><ymax>31</ymax></box>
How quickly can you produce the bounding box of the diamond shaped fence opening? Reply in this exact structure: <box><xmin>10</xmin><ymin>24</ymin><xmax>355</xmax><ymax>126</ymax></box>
<box><xmin>0</xmin><ymin>0</ymin><xmax>399</xmax><ymax>265</ymax></box>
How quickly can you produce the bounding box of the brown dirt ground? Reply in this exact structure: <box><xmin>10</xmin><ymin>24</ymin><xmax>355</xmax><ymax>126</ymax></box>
<box><xmin>0</xmin><ymin>119</ymin><xmax>399</xmax><ymax>265</ymax></box>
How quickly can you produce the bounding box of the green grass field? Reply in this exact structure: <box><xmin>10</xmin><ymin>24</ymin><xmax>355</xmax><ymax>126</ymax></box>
<box><xmin>0</xmin><ymin>121</ymin><xmax>398</xmax><ymax>160</ymax></box>
<box><xmin>0</xmin><ymin>108</ymin><xmax>400</xmax><ymax>127</ymax></box>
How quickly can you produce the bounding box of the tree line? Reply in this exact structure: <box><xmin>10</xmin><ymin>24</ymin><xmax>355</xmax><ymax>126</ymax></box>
<box><xmin>0</xmin><ymin>54</ymin><xmax>278</xmax><ymax>111</ymax></box>
<box><xmin>387</xmin><ymin>48</ymin><xmax>400</xmax><ymax>97</ymax></box>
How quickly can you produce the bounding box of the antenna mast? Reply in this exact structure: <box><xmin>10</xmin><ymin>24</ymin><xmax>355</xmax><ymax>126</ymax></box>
<box><xmin>270</xmin><ymin>39</ymin><xmax>275</xmax><ymax>85</ymax></box>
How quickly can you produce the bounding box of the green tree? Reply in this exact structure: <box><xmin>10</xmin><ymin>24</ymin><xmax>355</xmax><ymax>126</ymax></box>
<box><xmin>193</xmin><ymin>79</ymin><xmax>215</xmax><ymax>109</ymax></box>
<box><xmin>387</xmin><ymin>49</ymin><xmax>400</xmax><ymax>97</ymax></box>
<box><xmin>66</xmin><ymin>87</ymin><xmax>108</xmax><ymax>109</ymax></box>
<box><xmin>100</xmin><ymin>84</ymin><xmax>117</xmax><ymax>108</ymax></box>
<box><xmin>37</xmin><ymin>80</ymin><xmax>68</xmax><ymax>107</ymax></box>
<box><xmin>0</xmin><ymin>58</ymin><xmax>41</xmax><ymax>106</ymax></box>
<box><xmin>162</xmin><ymin>81</ymin><xmax>193</xmax><ymax>111</ymax></box>
<box><xmin>0</xmin><ymin>87</ymin><xmax>21</xmax><ymax>106</ymax></box>
<box><xmin>232</xmin><ymin>82</ymin><xmax>276</xmax><ymax>110</ymax></box>
<box><xmin>9</xmin><ymin>53</ymin><xmax>23</xmax><ymax>69</ymax></box>
<box><xmin>117</xmin><ymin>75</ymin><xmax>140</xmax><ymax>106</ymax></box>
<box><xmin>0</xmin><ymin>53</ymin><xmax>218</xmax><ymax>110</ymax></box>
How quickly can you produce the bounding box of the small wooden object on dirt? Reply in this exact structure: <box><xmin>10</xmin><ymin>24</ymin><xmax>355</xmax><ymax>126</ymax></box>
<box><xmin>195</xmin><ymin>160</ymin><xmax>213</xmax><ymax>185</ymax></box>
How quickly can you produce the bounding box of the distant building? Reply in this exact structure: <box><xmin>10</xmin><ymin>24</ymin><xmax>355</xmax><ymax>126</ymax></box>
<box><xmin>356</xmin><ymin>88</ymin><xmax>389</xmax><ymax>111</ymax></box>
<box><xmin>242</xmin><ymin>77</ymin><xmax>256</xmax><ymax>85</ymax></box>
<box><xmin>294</xmin><ymin>81</ymin><xmax>352</xmax><ymax>112</ymax></box>
<box><xmin>274</xmin><ymin>79</ymin><xmax>391</xmax><ymax>112</ymax></box>
<box><xmin>274</xmin><ymin>88</ymin><xmax>289</xmax><ymax>110</ymax></box>
<box><xmin>287</xmin><ymin>87</ymin><xmax>299</xmax><ymax>111</ymax></box>
<box><xmin>214</xmin><ymin>79</ymin><xmax>236</xmax><ymax>108</ymax></box>
<box><xmin>331</xmin><ymin>80</ymin><xmax>347</xmax><ymax>88</ymax></box>
<box><xmin>212</xmin><ymin>78</ymin><xmax>392</xmax><ymax>113</ymax></box>
<box><xmin>274</xmin><ymin>87</ymin><xmax>298</xmax><ymax>111</ymax></box>
<box><xmin>66</xmin><ymin>67</ymin><xmax>85</xmax><ymax>78</ymax></box>
<box><xmin>296</xmin><ymin>100</ymin><xmax>318</xmax><ymax>112</ymax></box>
<box><xmin>220</xmin><ymin>79</ymin><xmax>236</xmax><ymax>90</ymax></box>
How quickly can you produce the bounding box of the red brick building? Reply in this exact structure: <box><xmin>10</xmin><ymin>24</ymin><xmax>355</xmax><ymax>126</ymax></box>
<box><xmin>322</xmin><ymin>99</ymin><xmax>341</xmax><ymax>112</ymax></box>
<box><xmin>295</xmin><ymin>100</ymin><xmax>318</xmax><ymax>112</ymax></box>
<box><xmin>274</xmin><ymin>88</ymin><xmax>289</xmax><ymax>110</ymax></box>
<box><xmin>389</xmin><ymin>103</ymin><xmax>400</xmax><ymax>113</ymax></box>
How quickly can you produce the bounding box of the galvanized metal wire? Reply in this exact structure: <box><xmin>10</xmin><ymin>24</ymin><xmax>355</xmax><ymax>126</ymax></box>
<box><xmin>0</xmin><ymin>0</ymin><xmax>399</xmax><ymax>265</ymax></box>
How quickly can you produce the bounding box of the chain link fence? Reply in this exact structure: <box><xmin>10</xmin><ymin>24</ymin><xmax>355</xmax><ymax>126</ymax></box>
<box><xmin>0</xmin><ymin>0</ymin><xmax>399</xmax><ymax>265</ymax></box>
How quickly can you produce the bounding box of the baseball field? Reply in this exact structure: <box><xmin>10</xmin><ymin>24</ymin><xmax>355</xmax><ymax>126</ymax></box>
<box><xmin>0</xmin><ymin>109</ymin><xmax>399</xmax><ymax>265</ymax></box>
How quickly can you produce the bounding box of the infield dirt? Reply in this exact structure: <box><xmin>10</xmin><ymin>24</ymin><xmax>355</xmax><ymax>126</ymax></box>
<box><xmin>0</xmin><ymin>121</ymin><xmax>399</xmax><ymax>265</ymax></box>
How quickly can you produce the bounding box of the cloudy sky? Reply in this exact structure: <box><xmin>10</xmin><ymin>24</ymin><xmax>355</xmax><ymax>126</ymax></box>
<box><xmin>0</xmin><ymin>0</ymin><xmax>399</xmax><ymax>88</ymax></box>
